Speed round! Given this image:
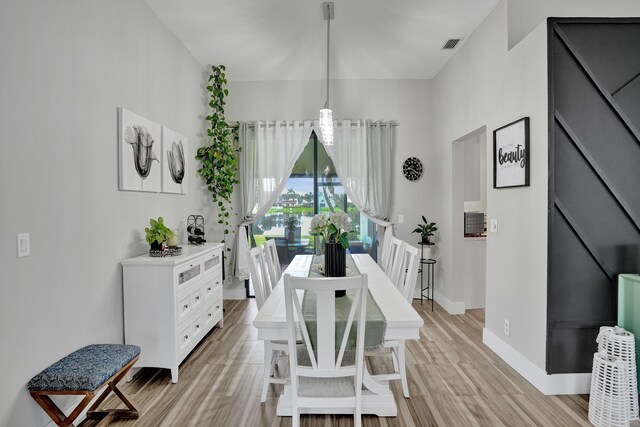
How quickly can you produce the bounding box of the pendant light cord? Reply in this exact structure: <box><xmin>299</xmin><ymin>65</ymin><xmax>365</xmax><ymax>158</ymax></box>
<box><xmin>325</xmin><ymin>3</ymin><xmax>331</xmax><ymax>109</ymax></box>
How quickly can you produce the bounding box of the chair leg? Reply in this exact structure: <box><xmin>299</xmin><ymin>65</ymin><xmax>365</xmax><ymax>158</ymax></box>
<box><xmin>391</xmin><ymin>347</ymin><xmax>399</xmax><ymax>372</ymax></box>
<box><xmin>261</xmin><ymin>341</ymin><xmax>272</xmax><ymax>402</ymax></box>
<box><xmin>292</xmin><ymin>405</ymin><xmax>299</xmax><ymax>427</ymax></box>
<box><xmin>398</xmin><ymin>341</ymin><xmax>409</xmax><ymax>398</ymax></box>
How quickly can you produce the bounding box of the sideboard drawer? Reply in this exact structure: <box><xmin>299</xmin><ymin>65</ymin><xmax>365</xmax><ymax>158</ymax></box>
<box><xmin>203</xmin><ymin>272</ymin><xmax>223</xmax><ymax>301</ymax></box>
<box><xmin>204</xmin><ymin>298</ymin><xmax>223</xmax><ymax>330</ymax></box>
<box><xmin>177</xmin><ymin>313</ymin><xmax>204</xmax><ymax>362</ymax></box>
<box><xmin>203</xmin><ymin>250</ymin><xmax>222</xmax><ymax>273</ymax></box>
<box><xmin>176</xmin><ymin>261</ymin><xmax>202</xmax><ymax>289</ymax></box>
<box><xmin>176</xmin><ymin>314</ymin><xmax>197</xmax><ymax>357</ymax></box>
<box><xmin>176</xmin><ymin>284</ymin><xmax>203</xmax><ymax>326</ymax></box>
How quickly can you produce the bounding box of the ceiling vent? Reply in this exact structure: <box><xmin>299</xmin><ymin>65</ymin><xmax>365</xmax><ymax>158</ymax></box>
<box><xmin>441</xmin><ymin>38</ymin><xmax>462</xmax><ymax>50</ymax></box>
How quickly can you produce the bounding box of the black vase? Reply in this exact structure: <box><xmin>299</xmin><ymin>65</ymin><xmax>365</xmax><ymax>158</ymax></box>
<box><xmin>324</xmin><ymin>242</ymin><xmax>347</xmax><ymax>297</ymax></box>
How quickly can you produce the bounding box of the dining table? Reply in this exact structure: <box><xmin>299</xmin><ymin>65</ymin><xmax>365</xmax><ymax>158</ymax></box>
<box><xmin>252</xmin><ymin>253</ymin><xmax>424</xmax><ymax>417</ymax></box>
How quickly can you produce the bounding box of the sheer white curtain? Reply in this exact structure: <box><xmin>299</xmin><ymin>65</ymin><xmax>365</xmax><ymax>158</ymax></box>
<box><xmin>234</xmin><ymin>121</ymin><xmax>313</xmax><ymax>280</ymax></box>
<box><xmin>321</xmin><ymin>120</ymin><xmax>396</xmax><ymax>268</ymax></box>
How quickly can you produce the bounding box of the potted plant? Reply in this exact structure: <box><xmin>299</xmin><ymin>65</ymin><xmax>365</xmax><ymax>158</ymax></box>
<box><xmin>195</xmin><ymin>65</ymin><xmax>240</xmax><ymax>253</ymax></box>
<box><xmin>412</xmin><ymin>216</ymin><xmax>438</xmax><ymax>259</ymax></box>
<box><xmin>145</xmin><ymin>217</ymin><xmax>175</xmax><ymax>252</ymax></box>
<box><xmin>310</xmin><ymin>212</ymin><xmax>353</xmax><ymax>295</ymax></box>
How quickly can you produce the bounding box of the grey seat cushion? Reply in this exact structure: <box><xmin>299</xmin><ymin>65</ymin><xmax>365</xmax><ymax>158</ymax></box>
<box><xmin>28</xmin><ymin>344</ymin><xmax>140</xmax><ymax>392</ymax></box>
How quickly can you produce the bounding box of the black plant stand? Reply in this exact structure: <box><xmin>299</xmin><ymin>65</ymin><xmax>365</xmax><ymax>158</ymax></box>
<box><xmin>416</xmin><ymin>242</ymin><xmax>435</xmax><ymax>311</ymax></box>
<box><xmin>419</xmin><ymin>259</ymin><xmax>436</xmax><ymax>311</ymax></box>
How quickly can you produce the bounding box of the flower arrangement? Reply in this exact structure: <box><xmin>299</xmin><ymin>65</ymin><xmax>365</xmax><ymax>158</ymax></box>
<box><xmin>310</xmin><ymin>212</ymin><xmax>352</xmax><ymax>249</ymax></box>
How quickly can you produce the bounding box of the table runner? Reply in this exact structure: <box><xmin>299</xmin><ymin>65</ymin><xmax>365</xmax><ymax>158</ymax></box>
<box><xmin>301</xmin><ymin>254</ymin><xmax>386</xmax><ymax>350</ymax></box>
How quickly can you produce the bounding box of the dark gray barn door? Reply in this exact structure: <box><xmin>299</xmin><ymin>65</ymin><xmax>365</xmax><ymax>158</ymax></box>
<box><xmin>548</xmin><ymin>18</ymin><xmax>640</xmax><ymax>374</ymax></box>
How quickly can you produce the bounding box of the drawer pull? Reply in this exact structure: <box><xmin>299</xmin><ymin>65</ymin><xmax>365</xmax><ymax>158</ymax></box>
<box><xmin>196</xmin><ymin>324</ymin><xmax>200</xmax><ymax>329</ymax></box>
<box><xmin>195</xmin><ymin>296</ymin><xmax>200</xmax><ymax>301</ymax></box>
<box><xmin>184</xmin><ymin>335</ymin><xmax>189</xmax><ymax>340</ymax></box>
<box><xmin>207</xmin><ymin>287</ymin><xmax>211</xmax><ymax>292</ymax></box>
<box><xmin>216</xmin><ymin>305</ymin><xmax>220</xmax><ymax>309</ymax></box>
<box><xmin>184</xmin><ymin>304</ymin><xmax>189</xmax><ymax>309</ymax></box>
<box><xmin>208</xmin><ymin>313</ymin><xmax>212</xmax><ymax>317</ymax></box>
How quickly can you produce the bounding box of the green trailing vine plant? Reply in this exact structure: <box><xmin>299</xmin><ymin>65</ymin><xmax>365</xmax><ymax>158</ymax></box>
<box><xmin>195</xmin><ymin>65</ymin><xmax>240</xmax><ymax>252</ymax></box>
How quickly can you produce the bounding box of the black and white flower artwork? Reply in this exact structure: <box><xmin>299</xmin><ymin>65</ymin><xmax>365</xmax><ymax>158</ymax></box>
<box><xmin>161</xmin><ymin>127</ymin><xmax>188</xmax><ymax>194</ymax></box>
<box><xmin>119</xmin><ymin>108</ymin><xmax>161</xmax><ymax>192</ymax></box>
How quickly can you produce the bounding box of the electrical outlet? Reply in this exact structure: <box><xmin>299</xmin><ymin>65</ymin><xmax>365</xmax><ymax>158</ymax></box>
<box><xmin>490</xmin><ymin>218</ymin><xmax>498</xmax><ymax>234</ymax></box>
<box><xmin>398</xmin><ymin>214</ymin><xmax>404</xmax><ymax>224</ymax></box>
<box><xmin>17</xmin><ymin>233</ymin><xmax>30</xmax><ymax>257</ymax></box>
<box><xmin>504</xmin><ymin>319</ymin><xmax>511</xmax><ymax>337</ymax></box>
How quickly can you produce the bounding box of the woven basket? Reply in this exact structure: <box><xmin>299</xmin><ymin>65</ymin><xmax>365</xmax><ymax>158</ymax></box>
<box><xmin>589</xmin><ymin>351</ymin><xmax>630</xmax><ymax>427</ymax></box>
<box><xmin>598</xmin><ymin>326</ymin><xmax>639</xmax><ymax>420</ymax></box>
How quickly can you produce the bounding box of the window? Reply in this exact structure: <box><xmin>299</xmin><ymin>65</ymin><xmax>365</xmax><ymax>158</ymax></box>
<box><xmin>250</xmin><ymin>132</ymin><xmax>376</xmax><ymax>280</ymax></box>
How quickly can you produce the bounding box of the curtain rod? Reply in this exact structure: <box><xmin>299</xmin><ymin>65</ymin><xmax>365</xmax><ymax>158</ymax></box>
<box><xmin>236</xmin><ymin>121</ymin><xmax>399</xmax><ymax>129</ymax></box>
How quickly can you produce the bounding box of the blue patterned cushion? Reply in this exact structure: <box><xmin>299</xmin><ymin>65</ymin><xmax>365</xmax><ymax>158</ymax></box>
<box><xmin>28</xmin><ymin>344</ymin><xmax>140</xmax><ymax>392</ymax></box>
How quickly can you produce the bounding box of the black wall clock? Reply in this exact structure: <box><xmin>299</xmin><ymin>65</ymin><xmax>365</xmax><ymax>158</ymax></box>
<box><xmin>402</xmin><ymin>157</ymin><xmax>423</xmax><ymax>181</ymax></box>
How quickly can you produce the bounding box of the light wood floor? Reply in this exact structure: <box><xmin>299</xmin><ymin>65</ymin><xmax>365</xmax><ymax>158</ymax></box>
<box><xmin>81</xmin><ymin>299</ymin><xmax>590</xmax><ymax>427</ymax></box>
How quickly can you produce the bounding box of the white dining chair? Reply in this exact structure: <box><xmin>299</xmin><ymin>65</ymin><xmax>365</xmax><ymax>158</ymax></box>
<box><xmin>248</xmin><ymin>246</ymin><xmax>287</xmax><ymax>401</ymax></box>
<box><xmin>386</xmin><ymin>238</ymin><xmax>406</xmax><ymax>287</ymax></box>
<box><xmin>283</xmin><ymin>273</ymin><xmax>368</xmax><ymax>427</ymax></box>
<box><xmin>397</xmin><ymin>244</ymin><xmax>421</xmax><ymax>301</ymax></box>
<box><xmin>366</xmin><ymin>244</ymin><xmax>418</xmax><ymax>399</ymax></box>
<box><xmin>262</xmin><ymin>239</ymin><xmax>282</xmax><ymax>292</ymax></box>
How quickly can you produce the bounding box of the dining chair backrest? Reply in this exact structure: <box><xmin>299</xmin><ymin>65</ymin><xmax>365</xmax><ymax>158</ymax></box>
<box><xmin>262</xmin><ymin>239</ymin><xmax>282</xmax><ymax>290</ymax></box>
<box><xmin>397</xmin><ymin>244</ymin><xmax>421</xmax><ymax>301</ymax></box>
<box><xmin>383</xmin><ymin>237</ymin><xmax>400</xmax><ymax>277</ymax></box>
<box><xmin>284</xmin><ymin>274</ymin><xmax>368</xmax><ymax>380</ymax></box>
<box><xmin>248</xmin><ymin>246</ymin><xmax>270</xmax><ymax>309</ymax></box>
<box><xmin>387</xmin><ymin>238</ymin><xmax>406</xmax><ymax>288</ymax></box>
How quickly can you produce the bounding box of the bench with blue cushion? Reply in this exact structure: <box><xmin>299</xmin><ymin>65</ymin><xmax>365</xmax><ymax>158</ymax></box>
<box><xmin>28</xmin><ymin>344</ymin><xmax>141</xmax><ymax>427</ymax></box>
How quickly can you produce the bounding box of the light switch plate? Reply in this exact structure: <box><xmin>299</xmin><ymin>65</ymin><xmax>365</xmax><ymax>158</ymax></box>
<box><xmin>17</xmin><ymin>233</ymin><xmax>30</xmax><ymax>257</ymax></box>
<box><xmin>490</xmin><ymin>219</ymin><xmax>498</xmax><ymax>234</ymax></box>
<box><xmin>398</xmin><ymin>214</ymin><xmax>404</xmax><ymax>224</ymax></box>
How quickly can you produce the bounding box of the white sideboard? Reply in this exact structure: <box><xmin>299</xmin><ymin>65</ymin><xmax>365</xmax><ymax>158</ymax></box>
<box><xmin>122</xmin><ymin>243</ymin><xmax>224</xmax><ymax>383</ymax></box>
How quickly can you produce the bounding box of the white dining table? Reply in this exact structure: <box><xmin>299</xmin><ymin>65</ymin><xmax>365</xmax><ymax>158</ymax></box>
<box><xmin>252</xmin><ymin>254</ymin><xmax>424</xmax><ymax>417</ymax></box>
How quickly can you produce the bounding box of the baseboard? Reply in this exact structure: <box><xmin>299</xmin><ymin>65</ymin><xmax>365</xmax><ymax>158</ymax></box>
<box><xmin>433</xmin><ymin>290</ymin><xmax>465</xmax><ymax>314</ymax></box>
<box><xmin>482</xmin><ymin>328</ymin><xmax>591</xmax><ymax>395</ymax></box>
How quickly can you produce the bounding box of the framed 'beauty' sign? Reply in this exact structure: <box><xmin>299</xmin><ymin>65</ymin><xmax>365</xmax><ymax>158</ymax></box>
<box><xmin>493</xmin><ymin>117</ymin><xmax>530</xmax><ymax>189</ymax></box>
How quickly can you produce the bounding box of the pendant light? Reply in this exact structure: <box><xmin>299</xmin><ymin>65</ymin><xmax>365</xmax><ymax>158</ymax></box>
<box><xmin>319</xmin><ymin>2</ymin><xmax>334</xmax><ymax>145</ymax></box>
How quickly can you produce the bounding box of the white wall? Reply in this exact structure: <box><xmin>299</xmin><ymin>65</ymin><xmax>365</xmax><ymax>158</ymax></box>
<box><xmin>507</xmin><ymin>0</ymin><xmax>640</xmax><ymax>48</ymax></box>
<box><xmin>225</xmin><ymin>79</ymin><xmax>433</xmax><ymax>296</ymax></box>
<box><xmin>430</xmin><ymin>1</ymin><xmax>550</xmax><ymax>372</ymax></box>
<box><xmin>0</xmin><ymin>1</ymin><xmax>210</xmax><ymax>425</ymax></box>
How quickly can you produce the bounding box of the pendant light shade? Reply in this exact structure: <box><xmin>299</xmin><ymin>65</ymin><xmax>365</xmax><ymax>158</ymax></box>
<box><xmin>319</xmin><ymin>108</ymin><xmax>333</xmax><ymax>145</ymax></box>
<box><xmin>319</xmin><ymin>2</ymin><xmax>334</xmax><ymax>146</ymax></box>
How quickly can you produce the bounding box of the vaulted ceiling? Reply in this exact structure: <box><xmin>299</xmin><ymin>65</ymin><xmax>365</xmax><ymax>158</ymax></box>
<box><xmin>144</xmin><ymin>0</ymin><xmax>499</xmax><ymax>81</ymax></box>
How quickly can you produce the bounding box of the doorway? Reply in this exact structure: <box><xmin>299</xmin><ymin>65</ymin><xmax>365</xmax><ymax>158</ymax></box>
<box><xmin>452</xmin><ymin>127</ymin><xmax>487</xmax><ymax>310</ymax></box>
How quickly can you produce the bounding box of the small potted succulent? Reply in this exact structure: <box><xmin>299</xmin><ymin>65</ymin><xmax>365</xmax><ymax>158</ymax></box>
<box><xmin>145</xmin><ymin>217</ymin><xmax>175</xmax><ymax>252</ymax></box>
<box><xmin>412</xmin><ymin>216</ymin><xmax>438</xmax><ymax>259</ymax></box>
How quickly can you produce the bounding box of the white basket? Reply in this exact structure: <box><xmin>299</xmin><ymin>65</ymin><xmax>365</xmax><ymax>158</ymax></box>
<box><xmin>598</xmin><ymin>326</ymin><xmax>639</xmax><ymax>420</ymax></box>
<box><xmin>589</xmin><ymin>351</ymin><xmax>630</xmax><ymax>427</ymax></box>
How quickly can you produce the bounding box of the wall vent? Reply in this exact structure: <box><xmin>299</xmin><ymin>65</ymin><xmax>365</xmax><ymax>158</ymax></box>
<box><xmin>441</xmin><ymin>38</ymin><xmax>462</xmax><ymax>50</ymax></box>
